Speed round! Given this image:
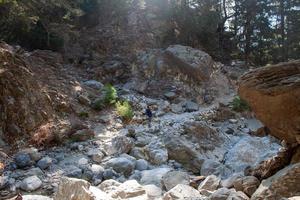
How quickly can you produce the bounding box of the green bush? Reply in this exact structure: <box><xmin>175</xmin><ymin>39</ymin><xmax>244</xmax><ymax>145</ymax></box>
<box><xmin>78</xmin><ymin>111</ymin><xmax>89</xmax><ymax>118</ymax></box>
<box><xmin>116</xmin><ymin>101</ymin><xmax>133</xmax><ymax>122</ymax></box>
<box><xmin>103</xmin><ymin>84</ymin><xmax>118</xmax><ymax>105</ymax></box>
<box><xmin>231</xmin><ymin>96</ymin><xmax>251</xmax><ymax>112</ymax></box>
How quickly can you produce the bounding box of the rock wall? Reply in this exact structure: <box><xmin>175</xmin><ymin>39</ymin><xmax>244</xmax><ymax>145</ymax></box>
<box><xmin>239</xmin><ymin>60</ymin><xmax>300</xmax><ymax>145</ymax></box>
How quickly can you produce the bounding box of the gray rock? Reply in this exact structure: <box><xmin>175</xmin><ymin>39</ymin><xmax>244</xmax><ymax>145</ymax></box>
<box><xmin>37</xmin><ymin>157</ymin><xmax>52</xmax><ymax>170</ymax></box>
<box><xmin>64</xmin><ymin>165</ymin><xmax>82</xmax><ymax>178</ymax></box>
<box><xmin>87</xmin><ymin>149</ymin><xmax>105</xmax><ymax>163</ymax></box>
<box><xmin>164</xmin><ymin>92</ymin><xmax>176</xmax><ymax>100</ymax></box>
<box><xmin>83</xmin><ymin>80</ymin><xmax>103</xmax><ymax>90</ymax></box>
<box><xmin>144</xmin><ymin>140</ymin><xmax>168</xmax><ymax>165</ymax></box>
<box><xmin>15</xmin><ymin>153</ymin><xmax>32</xmax><ymax>168</ymax></box>
<box><xmin>209</xmin><ymin>188</ymin><xmax>249</xmax><ymax>200</ymax></box>
<box><xmin>25</xmin><ymin>168</ymin><xmax>44</xmax><ymax>178</ymax></box>
<box><xmin>103</xmin><ymin>168</ymin><xmax>119</xmax><ymax>180</ymax></box>
<box><xmin>22</xmin><ymin>148</ymin><xmax>42</xmax><ymax>162</ymax></box>
<box><xmin>106</xmin><ymin>157</ymin><xmax>135</xmax><ymax>177</ymax></box>
<box><xmin>0</xmin><ymin>176</ymin><xmax>9</xmax><ymax>190</ymax></box>
<box><xmin>162</xmin><ymin>171</ymin><xmax>190</xmax><ymax>191</ymax></box>
<box><xmin>201</xmin><ymin>159</ymin><xmax>231</xmax><ymax>178</ymax></box>
<box><xmin>233</xmin><ymin>176</ymin><xmax>260</xmax><ymax>196</ymax></box>
<box><xmin>135</xmin><ymin>159</ymin><xmax>149</xmax><ymax>171</ymax></box>
<box><xmin>111</xmin><ymin>136</ymin><xmax>134</xmax><ymax>155</ymax></box>
<box><xmin>183</xmin><ymin>100</ymin><xmax>199</xmax><ymax>112</ymax></box>
<box><xmin>140</xmin><ymin>167</ymin><xmax>171</xmax><ymax>188</ymax></box>
<box><xmin>20</xmin><ymin>176</ymin><xmax>42</xmax><ymax>192</ymax></box>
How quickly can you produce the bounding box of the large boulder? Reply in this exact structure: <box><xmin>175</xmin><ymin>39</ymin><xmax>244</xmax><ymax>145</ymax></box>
<box><xmin>251</xmin><ymin>163</ymin><xmax>300</xmax><ymax>199</ymax></box>
<box><xmin>239</xmin><ymin>60</ymin><xmax>300</xmax><ymax>145</ymax></box>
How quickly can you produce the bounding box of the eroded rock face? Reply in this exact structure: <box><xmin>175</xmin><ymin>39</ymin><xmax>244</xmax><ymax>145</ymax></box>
<box><xmin>239</xmin><ymin>60</ymin><xmax>300</xmax><ymax>145</ymax></box>
<box><xmin>0</xmin><ymin>43</ymin><xmax>53</xmax><ymax>142</ymax></box>
<box><xmin>251</xmin><ymin>163</ymin><xmax>300</xmax><ymax>200</ymax></box>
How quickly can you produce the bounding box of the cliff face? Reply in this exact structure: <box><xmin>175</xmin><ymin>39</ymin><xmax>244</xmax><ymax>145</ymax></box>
<box><xmin>0</xmin><ymin>43</ymin><xmax>53</xmax><ymax>143</ymax></box>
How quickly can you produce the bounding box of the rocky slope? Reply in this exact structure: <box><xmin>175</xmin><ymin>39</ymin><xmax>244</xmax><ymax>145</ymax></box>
<box><xmin>0</xmin><ymin>43</ymin><xmax>299</xmax><ymax>200</ymax></box>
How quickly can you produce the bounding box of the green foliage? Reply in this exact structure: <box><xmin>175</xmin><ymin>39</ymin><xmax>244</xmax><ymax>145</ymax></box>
<box><xmin>116</xmin><ymin>101</ymin><xmax>134</xmax><ymax>122</ymax></box>
<box><xmin>231</xmin><ymin>96</ymin><xmax>251</xmax><ymax>112</ymax></box>
<box><xmin>91</xmin><ymin>84</ymin><xmax>117</xmax><ymax>111</ymax></box>
<box><xmin>103</xmin><ymin>84</ymin><xmax>118</xmax><ymax>105</ymax></box>
<box><xmin>78</xmin><ymin>111</ymin><xmax>89</xmax><ymax>118</ymax></box>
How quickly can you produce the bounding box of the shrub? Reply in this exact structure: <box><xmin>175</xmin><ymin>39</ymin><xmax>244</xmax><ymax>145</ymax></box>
<box><xmin>231</xmin><ymin>96</ymin><xmax>251</xmax><ymax>112</ymax></box>
<box><xmin>116</xmin><ymin>101</ymin><xmax>133</xmax><ymax>122</ymax></box>
<box><xmin>78</xmin><ymin>111</ymin><xmax>89</xmax><ymax>118</ymax></box>
<box><xmin>103</xmin><ymin>84</ymin><xmax>118</xmax><ymax>105</ymax></box>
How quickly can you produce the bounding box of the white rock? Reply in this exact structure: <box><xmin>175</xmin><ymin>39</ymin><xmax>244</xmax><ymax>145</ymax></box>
<box><xmin>20</xmin><ymin>176</ymin><xmax>42</xmax><ymax>192</ymax></box>
<box><xmin>140</xmin><ymin>168</ymin><xmax>172</xmax><ymax>188</ymax></box>
<box><xmin>163</xmin><ymin>184</ymin><xmax>205</xmax><ymax>200</ymax></box>
<box><xmin>198</xmin><ymin>175</ymin><xmax>220</xmax><ymax>191</ymax></box>
<box><xmin>112</xmin><ymin>180</ymin><xmax>146</xmax><ymax>199</ymax></box>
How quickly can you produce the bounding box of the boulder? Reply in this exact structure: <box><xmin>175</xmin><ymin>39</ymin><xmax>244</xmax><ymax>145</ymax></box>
<box><xmin>83</xmin><ymin>80</ymin><xmax>103</xmax><ymax>90</ymax></box>
<box><xmin>140</xmin><ymin>168</ymin><xmax>171</xmax><ymax>188</ymax></box>
<box><xmin>164</xmin><ymin>135</ymin><xmax>204</xmax><ymax>173</ymax></box>
<box><xmin>144</xmin><ymin>184</ymin><xmax>162</xmax><ymax>199</ymax></box>
<box><xmin>98</xmin><ymin>179</ymin><xmax>121</xmax><ymax>194</ymax></box>
<box><xmin>20</xmin><ymin>176</ymin><xmax>42</xmax><ymax>192</ymax></box>
<box><xmin>233</xmin><ymin>176</ymin><xmax>260</xmax><ymax>196</ymax></box>
<box><xmin>111</xmin><ymin>136</ymin><xmax>134</xmax><ymax>155</ymax></box>
<box><xmin>162</xmin><ymin>171</ymin><xmax>190</xmax><ymax>191</ymax></box>
<box><xmin>105</xmin><ymin>157</ymin><xmax>135</xmax><ymax>176</ymax></box>
<box><xmin>163</xmin><ymin>184</ymin><xmax>205</xmax><ymax>200</ymax></box>
<box><xmin>144</xmin><ymin>140</ymin><xmax>168</xmax><ymax>165</ymax></box>
<box><xmin>238</xmin><ymin>60</ymin><xmax>300</xmax><ymax>145</ymax></box>
<box><xmin>14</xmin><ymin>153</ymin><xmax>32</xmax><ymax>168</ymax></box>
<box><xmin>64</xmin><ymin>165</ymin><xmax>82</xmax><ymax>178</ymax></box>
<box><xmin>198</xmin><ymin>175</ymin><xmax>221</xmax><ymax>191</ymax></box>
<box><xmin>209</xmin><ymin>188</ymin><xmax>250</xmax><ymax>200</ymax></box>
<box><xmin>112</xmin><ymin>180</ymin><xmax>146</xmax><ymax>199</ymax></box>
<box><xmin>54</xmin><ymin>177</ymin><xmax>110</xmax><ymax>200</ymax></box>
<box><xmin>251</xmin><ymin>163</ymin><xmax>300</xmax><ymax>200</ymax></box>
<box><xmin>136</xmin><ymin>159</ymin><xmax>149</xmax><ymax>171</ymax></box>
<box><xmin>37</xmin><ymin>156</ymin><xmax>52</xmax><ymax>170</ymax></box>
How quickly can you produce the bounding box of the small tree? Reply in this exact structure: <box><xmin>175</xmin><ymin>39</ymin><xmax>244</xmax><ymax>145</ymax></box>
<box><xmin>116</xmin><ymin>101</ymin><xmax>133</xmax><ymax>122</ymax></box>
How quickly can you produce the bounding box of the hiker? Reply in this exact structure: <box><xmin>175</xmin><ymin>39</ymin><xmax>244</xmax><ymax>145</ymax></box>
<box><xmin>145</xmin><ymin>105</ymin><xmax>153</xmax><ymax>128</ymax></box>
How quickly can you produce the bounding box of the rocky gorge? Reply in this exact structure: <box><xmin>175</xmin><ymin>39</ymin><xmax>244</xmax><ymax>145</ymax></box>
<box><xmin>0</xmin><ymin>40</ymin><xmax>299</xmax><ymax>200</ymax></box>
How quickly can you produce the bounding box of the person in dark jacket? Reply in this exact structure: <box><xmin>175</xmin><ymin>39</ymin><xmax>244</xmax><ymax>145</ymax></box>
<box><xmin>145</xmin><ymin>105</ymin><xmax>153</xmax><ymax>128</ymax></box>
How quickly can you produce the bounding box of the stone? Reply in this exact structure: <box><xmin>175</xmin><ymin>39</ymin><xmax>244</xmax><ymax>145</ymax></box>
<box><xmin>164</xmin><ymin>92</ymin><xmax>176</xmax><ymax>100</ymax></box>
<box><xmin>22</xmin><ymin>148</ymin><xmax>42</xmax><ymax>162</ymax></box>
<box><xmin>98</xmin><ymin>179</ymin><xmax>121</xmax><ymax>194</ymax></box>
<box><xmin>25</xmin><ymin>167</ymin><xmax>44</xmax><ymax>178</ymax></box>
<box><xmin>221</xmin><ymin>173</ymin><xmax>244</xmax><ymax>188</ymax></box>
<box><xmin>144</xmin><ymin>184</ymin><xmax>162</xmax><ymax>199</ymax></box>
<box><xmin>20</xmin><ymin>176</ymin><xmax>42</xmax><ymax>192</ymax></box>
<box><xmin>64</xmin><ymin>165</ymin><xmax>82</xmax><ymax>178</ymax></box>
<box><xmin>0</xmin><ymin>176</ymin><xmax>9</xmax><ymax>190</ymax></box>
<box><xmin>77</xmin><ymin>94</ymin><xmax>91</xmax><ymax>105</ymax></box>
<box><xmin>130</xmin><ymin>147</ymin><xmax>146</xmax><ymax>160</ymax></box>
<box><xmin>83</xmin><ymin>80</ymin><xmax>103</xmax><ymax>90</ymax></box>
<box><xmin>233</xmin><ymin>176</ymin><xmax>260</xmax><ymax>196</ymax></box>
<box><xmin>70</xmin><ymin>129</ymin><xmax>95</xmax><ymax>142</ymax></box>
<box><xmin>162</xmin><ymin>171</ymin><xmax>190</xmax><ymax>191</ymax></box>
<box><xmin>201</xmin><ymin>159</ymin><xmax>230</xmax><ymax>177</ymax></box>
<box><xmin>229</xmin><ymin>119</ymin><xmax>238</xmax><ymax>124</ymax></box>
<box><xmin>183</xmin><ymin>100</ymin><xmax>199</xmax><ymax>112</ymax></box>
<box><xmin>164</xmin><ymin>135</ymin><xmax>204</xmax><ymax>173</ymax></box>
<box><xmin>37</xmin><ymin>156</ymin><xmax>52</xmax><ymax>170</ymax></box>
<box><xmin>144</xmin><ymin>140</ymin><xmax>168</xmax><ymax>165</ymax></box>
<box><xmin>140</xmin><ymin>168</ymin><xmax>171</xmax><ymax>188</ymax></box>
<box><xmin>136</xmin><ymin>159</ymin><xmax>149</xmax><ymax>171</ymax></box>
<box><xmin>252</xmin><ymin>163</ymin><xmax>300</xmax><ymax>200</ymax></box>
<box><xmin>163</xmin><ymin>184</ymin><xmax>205</xmax><ymax>200</ymax></box>
<box><xmin>54</xmin><ymin>177</ymin><xmax>92</xmax><ymax>200</ymax></box>
<box><xmin>105</xmin><ymin>157</ymin><xmax>135</xmax><ymax>176</ymax></box>
<box><xmin>171</xmin><ymin>103</ymin><xmax>183</xmax><ymax>114</ymax></box>
<box><xmin>238</xmin><ymin>60</ymin><xmax>300</xmax><ymax>145</ymax></box>
<box><xmin>14</xmin><ymin>153</ymin><xmax>32</xmax><ymax>168</ymax></box>
<box><xmin>112</xmin><ymin>180</ymin><xmax>146</xmax><ymax>199</ymax></box>
<box><xmin>103</xmin><ymin>168</ymin><xmax>118</xmax><ymax>180</ymax></box>
<box><xmin>198</xmin><ymin>175</ymin><xmax>221</xmax><ymax>191</ymax></box>
<box><xmin>111</xmin><ymin>136</ymin><xmax>134</xmax><ymax>154</ymax></box>
<box><xmin>224</xmin><ymin>136</ymin><xmax>280</xmax><ymax>174</ymax></box>
<box><xmin>22</xmin><ymin>195</ymin><xmax>53</xmax><ymax>200</ymax></box>
<box><xmin>209</xmin><ymin>188</ymin><xmax>250</xmax><ymax>200</ymax></box>
<box><xmin>87</xmin><ymin>149</ymin><xmax>105</xmax><ymax>163</ymax></box>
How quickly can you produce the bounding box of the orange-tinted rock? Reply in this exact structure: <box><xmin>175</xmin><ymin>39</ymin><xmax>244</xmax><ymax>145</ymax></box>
<box><xmin>239</xmin><ymin>60</ymin><xmax>300</xmax><ymax>145</ymax></box>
